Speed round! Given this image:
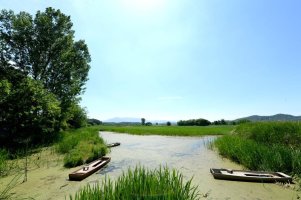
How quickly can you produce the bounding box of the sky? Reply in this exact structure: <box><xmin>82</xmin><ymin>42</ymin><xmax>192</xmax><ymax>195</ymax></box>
<box><xmin>1</xmin><ymin>0</ymin><xmax>301</xmax><ymax>122</ymax></box>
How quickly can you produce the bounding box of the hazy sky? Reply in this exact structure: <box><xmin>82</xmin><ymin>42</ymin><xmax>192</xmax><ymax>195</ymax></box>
<box><xmin>1</xmin><ymin>0</ymin><xmax>301</xmax><ymax>121</ymax></box>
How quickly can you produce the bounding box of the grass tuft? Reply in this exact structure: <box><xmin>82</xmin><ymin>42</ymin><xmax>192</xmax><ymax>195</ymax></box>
<box><xmin>70</xmin><ymin>166</ymin><xmax>200</xmax><ymax>200</ymax></box>
<box><xmin>56</xmin><ymin>126</ymin><xmax>107</xmax><ymax>168</ymax></box>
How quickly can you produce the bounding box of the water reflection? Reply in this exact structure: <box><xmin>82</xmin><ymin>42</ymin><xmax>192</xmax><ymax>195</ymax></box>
<box><xmin>99</xmin><ymin>132</ymin><xmax>299</xmax><ymax>200</ymax></box>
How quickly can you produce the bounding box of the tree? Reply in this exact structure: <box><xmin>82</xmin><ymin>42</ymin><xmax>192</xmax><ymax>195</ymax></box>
<box><xmin>0</xmin><ymin>77</ymin><xmax>61</xmax><ymax>148</ymax></box>
<box><xmin>0</xmin><ymin>8</ymin><xmax>91</xmax><ymax>126</ymax></box>
<box><xmin>141</xmin><ymin>118</ymin><xmax>145</xmax><ymax>125</ymax></box>
<box><xmin>166</xmin><ymin>121</ymin><xmax>171</xmax><ymax>126</ymax></box>
<box><xmin>66</xmin><ymin>103</ymin><xmax>87</xmax><ymax>128</ymax></box>
<box><xmin>145</xmin><ymin>122</ymin><xmax>152</xmax><ymax>126</ymax></box>
<box><xmin>177</xmin><ymin>118</ymin><xmax>211</xmax><ymax>126</ymax></box>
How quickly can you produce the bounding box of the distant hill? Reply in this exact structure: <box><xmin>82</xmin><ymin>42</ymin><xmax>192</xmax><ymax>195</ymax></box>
<box><xmin>104</xmin><ymin>117</ymin><xmax>141</xmax><ymax>123</ymax></box>
<box><xmin>104</xmin><ymin>117</ymin><xmax>175</xmax><ymax>124</ymax></box>
<box><xmin>236</xmin><ymin>114</ymin><xmax>301</xmax><ymax>122</ymax></box>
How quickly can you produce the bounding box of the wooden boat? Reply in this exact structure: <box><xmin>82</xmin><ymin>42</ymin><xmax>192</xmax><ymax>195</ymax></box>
<box><xmin>210</xmin><ymin>168</ymin><xmax>292</xmax><ymax>183</ymax></box>
<box><xmin>69</xmin><ymin>156</ymin><xmax>111</xmax><ymax>181</ymax></box>
<box><xmin>107</xmin><ymin>142</ymin><xmax>121</xmax><ymax>148</ymax></box>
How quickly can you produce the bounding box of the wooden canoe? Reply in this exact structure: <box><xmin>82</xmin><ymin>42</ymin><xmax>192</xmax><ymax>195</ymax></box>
<box><xmin>107</xmin><ymin>142</ymin><xmax>121</xmax><ymax>148</ymax></box>
<box><xmin>210</xmin><ymin>168</ymin><xmax>292</xmax><ymax>183</ymax></box>
<box><xmin>69</xmin><ymin>156</ymin><xmax>111</xmax><ymax>181</ymax></box>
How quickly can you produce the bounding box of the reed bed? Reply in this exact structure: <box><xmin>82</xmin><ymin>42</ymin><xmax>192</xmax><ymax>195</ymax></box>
<box><xmin>70</xmin><ymin>166</ymin><xmax>200</xmax><ymax>200</ymax></box>
<box><xmin>235</xmin><ymin>121</ymin><xmax>301</xmax><ymax>147</ymax></box>
<box><xmin>0</xmin><ymin>149</ymin><xmax>8</xmax><ymax>177</ymax></box>
<box><xmin>56</xmin><ymin>126</ymin><xmax>107</xmax><ymax>167</ymax></box>
<box><xmin>214</xmin><ymin>122</ymin><xmax>301</xmax><ymax>176</ymax></box>
<box><xmin>99</xmin><ymin>125</ymin><xmax>234</xmax><ymax>136</ymax></box>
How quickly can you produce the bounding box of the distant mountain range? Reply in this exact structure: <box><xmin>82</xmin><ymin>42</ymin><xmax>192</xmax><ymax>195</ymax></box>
<box><xmin>103</xmin><ymin>114</ymin><xmax>301</xmax><ymax>124</ymax></box>
<box><xmin>104</xmin><ymin>117</ymin><xmax>173</xmax><ymax>124</ymax></box>
<box><xmin>236</xmin><ymin>114</ymin><xmax>301</xmax><ymax>122</ymax></box>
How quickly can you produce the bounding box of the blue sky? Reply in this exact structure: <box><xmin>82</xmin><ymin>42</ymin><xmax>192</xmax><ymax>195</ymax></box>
<box><xmin>1</xmin><ymin>0</ymin><xmax>301</xmax><ymax>121</ymax></box>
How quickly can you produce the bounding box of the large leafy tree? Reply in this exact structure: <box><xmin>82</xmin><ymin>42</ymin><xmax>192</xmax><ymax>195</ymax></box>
<box><xmin>0</xmin><ymin>77</ymin><xmax>61</xmax><ymax>147</ymax></box>
<box><xmin>0</xmin><ymin>8</ymin><xmax>90</xmax><ymax>147</ymax></box>
<box><xmin>0</xmin><ymin>7</ymin><xmax>90</xmax><ymax>121</ymax></box>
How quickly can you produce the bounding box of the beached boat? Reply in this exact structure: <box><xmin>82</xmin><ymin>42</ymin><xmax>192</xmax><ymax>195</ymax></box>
<box><xmin>210</xmin><ymin>168</ymin><xmax>292</xmax><ymax>183</ymax></box>
<box><xmin>107</xmin><ymin>142</ymin><xmax>121</xmax><ymax>148</ymax></box>
<box><xmin>69</xmin><ymin>156</ymin><xmax>111</xmax><ymax>181</ymax></box>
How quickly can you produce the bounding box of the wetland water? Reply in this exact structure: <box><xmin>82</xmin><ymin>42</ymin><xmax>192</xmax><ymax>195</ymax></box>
<box><xmin>100</xmin><ymin>131</ymin><xmax>299</xmax><ymax>200</ymax></box>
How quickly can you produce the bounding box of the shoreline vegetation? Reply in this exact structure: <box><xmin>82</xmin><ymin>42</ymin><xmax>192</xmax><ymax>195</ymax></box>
<box><xmin>70</xmin><ymin>166</ymin><xmax>200</xmax><ymax>200</ymax></box>
<box><xmin>214</xmin><ymin>121</ymin><xmax>301</xmax><ymax>190</ymax></box>
<box><xmin>1</xmin><ymin>123</ymin><xmax>301</xmax><ymax>199</ymax></box>
<box><xmin>99</xmin><ymin>125</ymin><xmax>234</xmax><ymax>136</ymax></box>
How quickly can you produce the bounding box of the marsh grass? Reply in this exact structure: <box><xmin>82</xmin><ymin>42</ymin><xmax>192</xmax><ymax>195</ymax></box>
<box><xmin>0</xmin><ymin>174</ymin><xmax>22</xmax><ymax>200</ymax></box>
<box><xmin>214</xmin><ymin>122</ymin><xmax>301</xmax><ymax>176</ymax></box>
<box><xmin>70</xmin><ymin>166</ymin><xmax>200</xmax><ymax>200</ymax></box>
<box><xmin>235</xmin><ymin>121</ymin><xmax>301</xmax><ymax>147</ymax></box>
<box><xmin>0</xmin><ymin>149</ymin><xmax>8</xmax><ymax>177</ymax></box>
<box><xmin>99</xmin><ymin>125</ymin><xmax>234</xmax><ymax>136</ymax></box>
<box><xmin>56</xmin><ymin>126</ymin><xmax>107</xmax><ymax>167</ymax></box>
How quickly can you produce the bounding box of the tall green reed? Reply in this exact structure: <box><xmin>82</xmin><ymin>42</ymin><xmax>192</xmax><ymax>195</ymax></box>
<box><xmin>70</xmin><ymin>166</ymin><xmax>200</xmax><ymax>200</ymax></box>
<box><xmin>56</xmin><ymin>126</ymin><xmax>107</xmax><ymax>168</ymax></box>
<box><xmin>235</xmin><ymin>122</ymin><xmax>301</xmax><ymax>147</ymax></box>
<box><xmin>0</xmin><ymin>149</ymin><xmax>8</xmax><ymax>177</ymax></box>
<box><xmin>214</xmin><ymin>135</ymin><xmax>301</xmax><ymax>175</ymax></box>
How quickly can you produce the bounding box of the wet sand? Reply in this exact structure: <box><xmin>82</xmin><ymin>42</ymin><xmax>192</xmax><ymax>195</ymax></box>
<box><xmin>0</xmin><ymin>132</ymin><xmax>300</xmax><ymax>200</ymax></box>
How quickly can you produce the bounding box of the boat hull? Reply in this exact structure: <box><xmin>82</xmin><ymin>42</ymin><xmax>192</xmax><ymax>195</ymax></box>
<box><xmin>69</xmin><ymin>156</ymin><xmax>111</xmax><ymax>181</ymax></box>
<box><xmin>107</xmin><ymin>142</ymin><xmax>120</xmax><ymax>148</ymax></box>
<box><xmin>210</xmin><ymin>168</ymin><xmax>292</xmax><ymax>183</ymax></box>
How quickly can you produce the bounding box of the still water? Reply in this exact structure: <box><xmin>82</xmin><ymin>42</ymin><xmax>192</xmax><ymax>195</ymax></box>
<box><xmin>100</xmin><ymin>131</ymin><xmax>299</xmax><ymax>200</ymax></box>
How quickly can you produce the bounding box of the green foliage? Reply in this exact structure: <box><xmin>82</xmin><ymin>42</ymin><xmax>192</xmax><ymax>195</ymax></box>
<box><xmin>212</xmin><ymin>119</ymin><xmax>227</xmax><ymax>125</ymax></box>
<box><xmin>141</xmin><ymin>118</ymin><xmax>145</xmax><ymax>125</ymax></box>
<box><xmin>57</xmin><ymin>126</ymin><xmax>107</xmax><ymax>168</ymax></box>
<box><xmin>0</xmin><ymin>149</ymin><xmax>8</xmax><ymax>176</ymax></box>
<box><xmin>145</xmin><ymin>122</ymin><xmax>152</xmax><ymax>126</ymax></box>
<box><xmin>0</xmin><ymin>77</ymin><xmax>61</xmax><ymax>147</ymax></box>
<box><xmin>66</xmin><ymin>103</ymin><xmax>88</xmax><ymax>129</ymax></box>
<box><xmin>64</xmin><ymin>149</ymin><xmax>84</xmax><ymax>168</ymax></box>
<box><xmin>235</xmin><ymin>121</ymin><xmax>301</xmax><ymax>148</ymax></box>
<box><xmin>214</xmin><ymin>122</ymin><xmax>301</xmax><ymax>176</ymax></box>
<box><xmin>99</xmin><ymin>125</ymin><xmax>234</xmax><ymax>136</ymax></box>
<box><xmin>0</xmin><ymin>7</ymin><xmax>90</xmax><ymax>149</ymax></box>
<box><xmin>177</xmin><ymin>118</ymin><xmax>211</xmax><ymax>126</ymax></box>
<box><xmin>88</xmin><ymin>118</ymin><xmax>102</xmax><ymax>126</ymax></box>
<box><xmin>166</xmin><ymin>121</ymin><xmax>171</xmax><ymax>126</ymax></box>
<box><xmin>0</xmin><ymin>8</ymin><xmax>90</xmax><ymax>106</ymax></box>
<box><xmin>70</xmin><ymin>166</ymin><xmax>200</xmax><ymax>200</ymax></box>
